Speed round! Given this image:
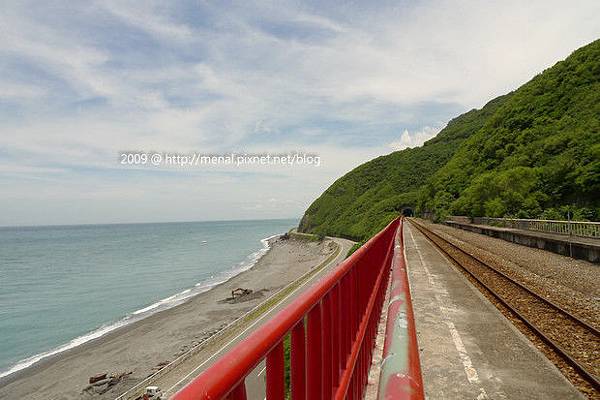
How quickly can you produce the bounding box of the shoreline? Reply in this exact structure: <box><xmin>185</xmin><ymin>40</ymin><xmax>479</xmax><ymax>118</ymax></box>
<box><xmin>0</xmin><ymin>233</ymin><xmax>280</xmax><ymax>382</ymax></box>
<box><xmin>0</xmin><ymin>235</ymin><xmax>337</xmax><ymax>399</ymax></box>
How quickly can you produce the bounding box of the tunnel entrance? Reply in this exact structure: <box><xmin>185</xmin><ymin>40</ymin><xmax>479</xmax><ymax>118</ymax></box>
<box><xmin>401</xmin><ymin>207</ymin><xmax>414</xmax><ymax>217</ymax></box>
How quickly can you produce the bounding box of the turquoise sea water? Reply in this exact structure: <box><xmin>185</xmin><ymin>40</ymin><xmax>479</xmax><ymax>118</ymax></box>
<box><xmin>0</xmin><ymin>219</ymin><xmax>296</xmax><ymax>378</ymax></box>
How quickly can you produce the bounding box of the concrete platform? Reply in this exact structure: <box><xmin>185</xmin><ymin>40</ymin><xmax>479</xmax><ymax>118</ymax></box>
<box><xmin>446</xmin><ymin>220</ymin><xmax>600</xmax><ymax>263</ymax></box>
<box><xmin>404</xmin><ymin>222</ymin><xmax>584</xmax><ymax>400</ymax></box>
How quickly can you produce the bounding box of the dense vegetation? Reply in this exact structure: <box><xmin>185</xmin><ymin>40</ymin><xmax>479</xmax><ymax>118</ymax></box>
<box><xmin>299</xmin><ymin>39</ymin><xmax>600</xmax><ymax>241</ymax></box>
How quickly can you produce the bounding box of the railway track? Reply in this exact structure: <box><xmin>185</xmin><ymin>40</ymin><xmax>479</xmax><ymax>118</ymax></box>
<box><xmin>409</xmin><ymin>219</ymin><xmax>600</xmax><ymax>397</ymax></box>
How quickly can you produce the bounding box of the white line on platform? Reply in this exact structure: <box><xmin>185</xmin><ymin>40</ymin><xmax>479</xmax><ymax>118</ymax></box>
<box><xmin>257</xmin><ymin>365</ymin><xmax>267</xmax><ymax>377</ymax></box>
<box><xmin>407</xmin><ymin>224</ymin><xmax>490</xmax><ymax>399</ymax></box>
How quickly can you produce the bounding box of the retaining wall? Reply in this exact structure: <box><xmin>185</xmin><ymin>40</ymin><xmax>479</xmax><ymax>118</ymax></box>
<box><xmin>446</xmin><ymin>221</ymin><xmax>600</xmax><ymax>263</ymax></box>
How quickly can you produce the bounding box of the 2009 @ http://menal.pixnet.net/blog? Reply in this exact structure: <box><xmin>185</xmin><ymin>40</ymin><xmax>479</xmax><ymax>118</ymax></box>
<box><xmin>119</xmin><ymin>151</ymin><xmax>322</xmax><ymax>168</ymax></box>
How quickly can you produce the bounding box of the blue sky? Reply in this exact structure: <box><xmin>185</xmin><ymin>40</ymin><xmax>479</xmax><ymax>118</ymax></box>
<box><xmin>1</xmin><ymin>0</ymin><xmax>599</xmax><ymax>226</ymax></box>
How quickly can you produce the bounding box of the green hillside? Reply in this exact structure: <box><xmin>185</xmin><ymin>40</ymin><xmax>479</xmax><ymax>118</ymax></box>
<box><xmin>299</xmin><ymin>39</ymin><xmax>600</xmax><ymax>241</ymax></box>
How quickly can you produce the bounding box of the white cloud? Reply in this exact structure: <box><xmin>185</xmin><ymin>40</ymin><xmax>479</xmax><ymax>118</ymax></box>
<box><xmin>98</xmin><ymin>0</ymin><xmax>195</xmax><ymax>42</ymax></box>
<box><xmin>389</xmin><ymin>127</ymin><xmax>441</xmax><ymax>151</ymax></box>
<box><xmin>0</xmin><ymin>82</ymin><xmax>47</xmax><ymax>100</ymax></box>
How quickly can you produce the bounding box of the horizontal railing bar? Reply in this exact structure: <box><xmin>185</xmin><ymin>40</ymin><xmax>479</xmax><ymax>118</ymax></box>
<box><xmin>483</xmin><ymin>218</ymin><xmax>600</xmax><ymax>225</ymax></box>
<box><xmin>450</xmin><ymin>216</ymin><xmax>600</xmax><ymax>238</ymax></box>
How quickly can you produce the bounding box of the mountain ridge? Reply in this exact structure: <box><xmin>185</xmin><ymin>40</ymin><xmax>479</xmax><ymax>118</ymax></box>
<box><xmin>299</xmin><ymin>39</ymin><xmax>600</xmax><ymax>241</ymax></box>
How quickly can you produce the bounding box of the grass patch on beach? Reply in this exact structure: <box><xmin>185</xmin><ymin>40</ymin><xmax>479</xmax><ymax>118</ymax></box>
<box><xmin>346</xmin><ymin>241</ymin><xmax>364</xmax><ymax>258</ymax></box>
<box><xmin>287</xmin><ymin>229</ymin><xmax>323</xmax><ymax>242</ymax></box>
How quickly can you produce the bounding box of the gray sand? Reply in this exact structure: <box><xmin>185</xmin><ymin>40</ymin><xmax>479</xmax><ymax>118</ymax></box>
<box><xmin>0</xmin><ymin>237</ymin><xmax>336</xmax><ymax>400</ymax></box>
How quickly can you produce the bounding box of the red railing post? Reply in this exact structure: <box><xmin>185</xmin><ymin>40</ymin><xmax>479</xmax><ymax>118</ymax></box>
<box><xmin>322</xmin><ymin>293</ymin><xmax>333</xmax><ymax>399</ymax></box>
<box><xmin>350</xmin><ymin>269</ymin><xmax>357</xmax><ymax>342</ymax></box>
<box><xmin>307</xmin><ymin>303</ymin><xmax>322</xmax><ymax>400</ymax></box>
<box><xmin>291</xmin><ymin>322</ymin><xmax>306</xmax><ymax>400</ymax></box>
<box><xmin>266</xmin><ymin>342</ymin><xmax>285</xmax><ymax>400</ymax></box>
<box><xmin>226</xmin><ymin>381</ymin><xmax>247</xmax><ymax>400</ymax></box>
<box><xmin>331</xmin><ymin>284</ymin><xmax>341</xmax><ymax>389</ymax></box>
<box><xmin>341</xmin><ymin>276</ymin><xmax>350</xmax><ymax>362</ymax></box>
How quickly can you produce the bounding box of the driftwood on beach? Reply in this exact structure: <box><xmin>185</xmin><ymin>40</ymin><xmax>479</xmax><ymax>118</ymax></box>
<box><xmin>231</xmin><ymin>287</ymin><xmax>253</xmax><ymax>298</ymax></box>
<box><xmin>82</xmin><ymin>371</ymin><xmax>132</xmax><ymax>396</ymax></box>
<box><xmin>219</xmin><ymin>288</ymin><xmax>268</xmax><ymax>304</ymax></box>
<box><xmin>151</xmin><ymin>360</ymin><xmax>170</xmax><ymax>371</ymax></box>
<box><xmin>89</xmin><ymin>373</ymin><xmax>107</xmax><ymax>384</ymax></box>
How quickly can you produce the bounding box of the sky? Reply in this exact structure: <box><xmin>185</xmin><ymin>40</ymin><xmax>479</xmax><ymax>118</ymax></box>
<box><xmin>1</xmin><ymin>0</ymin><xmax>599</xmax><ymax>226</ymax></box>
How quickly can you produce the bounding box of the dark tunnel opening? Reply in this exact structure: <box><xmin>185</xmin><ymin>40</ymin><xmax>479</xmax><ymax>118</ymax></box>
<box><xmin>401</xmin><ymin>207</ymin><xmax>414</xmax><ymax>217</ymax></box>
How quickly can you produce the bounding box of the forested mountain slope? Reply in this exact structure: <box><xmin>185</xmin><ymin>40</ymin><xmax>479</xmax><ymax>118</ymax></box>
<box><xmin>299</xmin><ymin>39</ymin><xmax>600</xmax><ymax>241</ymax></box>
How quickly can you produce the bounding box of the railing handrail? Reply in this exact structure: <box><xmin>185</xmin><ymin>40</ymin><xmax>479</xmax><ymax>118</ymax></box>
<box><xmin>173</xmin><ymin>218</ymin><xmax>400</xmax><ymax>400</ymax></box>
<box><xmin>449</xmin><ymin>216</ymin><xmax>600</xmax><ymax>238</ymax></box>
<box><xmin>475</xmin><ymin>217</ymin><xmax>600</xmax><ymax>225</ymax></box>
<box><xmin>378</xmin><ymin>219</ymin><xmax>424</xmax><ymax>399</ymax></box>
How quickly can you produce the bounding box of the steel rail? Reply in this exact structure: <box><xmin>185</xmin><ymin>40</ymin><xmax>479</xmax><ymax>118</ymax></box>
<box><xmin>416</xmin><ymin>220</ymin><xmax>599</xmax><ymax>335</ymax></box>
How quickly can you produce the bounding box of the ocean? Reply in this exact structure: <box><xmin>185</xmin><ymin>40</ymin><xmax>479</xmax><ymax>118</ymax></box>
<box><xmin>0</xmin><ymin>218</ymin><xmax>296</xmax><ymax>378</ymax></box>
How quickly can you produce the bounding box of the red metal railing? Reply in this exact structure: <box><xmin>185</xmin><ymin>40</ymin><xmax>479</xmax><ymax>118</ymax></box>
<box><xmin>173</xmin><ymin>218</ymin><xmax>399</xmax><ymax>400</ymax></box>
<box><xmin>377</xmin><ymin>220</ymin><xmax>424</xmax><ymax>400</ymax></box>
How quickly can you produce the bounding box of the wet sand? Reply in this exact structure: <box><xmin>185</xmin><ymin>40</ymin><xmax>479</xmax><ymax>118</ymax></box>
<box><xmin>0</xmin><ymin>236</ymin><xmax>337</xmax><ymax>400</ymax></box>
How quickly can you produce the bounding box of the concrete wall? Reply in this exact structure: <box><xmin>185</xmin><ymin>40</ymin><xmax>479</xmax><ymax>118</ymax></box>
<box><xmin>446</xmin><ymin>221</ymin><xmax>599</xmax><ymax>264</ymax></box>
